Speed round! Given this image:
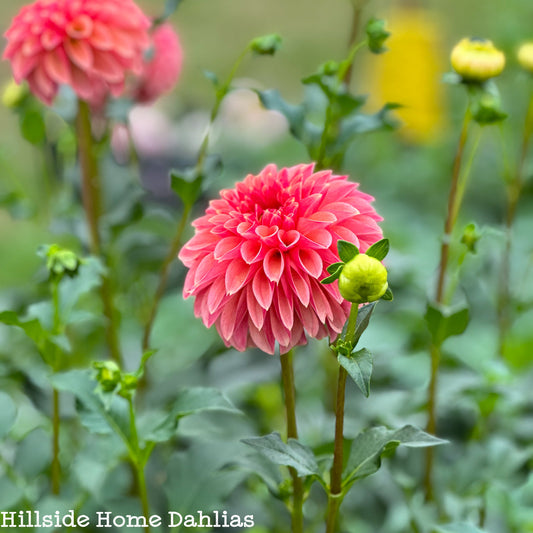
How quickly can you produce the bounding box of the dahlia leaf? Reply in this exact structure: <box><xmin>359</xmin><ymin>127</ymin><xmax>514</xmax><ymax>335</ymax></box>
<box><xmin>337</xmin><ymin>240</ymin><xmax>359</xmax><ymax>262</ymax></box>
<box><xmin>170</xmin><ymin>171</ymin><xmax>202</xmax><ymax>208</ymax></box>
<box><xmin>338</xmin><ymin>348</ymin><xmax>373</xmax><ymax>397</ymax></box>
<box><xmin>0</xmin><ymin>392</ymin><xmax>17</xmax><ymax>439</ymax></box>
<box><xmin>343</xmin><ymin>425</ymin><xmax>447</xmax><ymax>487</ymax></box>
<box><xmin>425</xmin><ymin>302</ymin><xmax>469</xmax><ymax>347</ymax></box>
<box><xmin>241</xmin><ymin>432</ymin><xmax>319</xmax><ymax>477</ymax></box>
<box><xmin>353</xmin><ymin>302</ymin><xmax>377</xmax><ymax>346</ymax></box>
<box><xmin>20</xmin><ymin>110</ymin><xmax>46</xmax><ymax>145</ymax></box>
<box><xmin>256</xmin><ymin>89</ymin><xmax>305</xmax><ymax>139</ymax></box>
<box><xmin>365</xmin><ymin>238</ymin><xmax>390</xmax><ymax>261</ymax></box>
<box><xmin>435</xmin><ymin>523</ymin><xmax>489</xmax><ymax>533</ymax></box>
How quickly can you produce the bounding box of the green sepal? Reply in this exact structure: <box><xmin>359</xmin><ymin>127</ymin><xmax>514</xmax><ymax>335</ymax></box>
<box><xmin>381</xmin><ymin>287</ymin><xmax>393</xmax><ymax>301</ymax></box>
<box><xmin>337</xmin><ymin>240</ymin><xmax>359</xmax><ymax>263</ymax></box>
<box><xmin>365</xmin><ymin>238</ymin><xmax>389</xmax><ymax>261</ymax></box>
<box><xmin>321</xmin><ymin>263</ymin><xmax>344</xmax><ymax>284</ymax></box>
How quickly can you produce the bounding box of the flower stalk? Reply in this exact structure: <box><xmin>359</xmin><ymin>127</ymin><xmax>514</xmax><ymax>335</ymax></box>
<box><xmin>280</xmin><ymin>350</ymin><xmax>304</xmax><ymax>533</ymax></box>
<box><xmin>326</xmin><ymin>304</ymin><xmax>359</xmax><ymax>533</ymax></box>
<box><xmin>76</xmin><ymin>100</ymin><xmax>122</xmax><ymax>365</ymax></box>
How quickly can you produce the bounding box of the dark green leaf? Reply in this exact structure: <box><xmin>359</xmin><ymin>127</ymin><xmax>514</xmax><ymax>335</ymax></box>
<box><xmin>170</xmin><ymin>171</ymin><xmax>202</xmax><ymax>208</ymax></box>
<box><xmin>366</xmin><ymin>18</ymin><xmax>390</xmax><ymax>54</ymax></box>
<box><xmin>321</xmin><ymin>263</ymin><xmax>343</xmax><ymax>284</ymax></box>
<box><xmin>51</xmin><ymin>370</ymin><xmax>132</xmax><ymax>451</ymax></box>
<box><xmin>158</xmin><ymin>0</ymin><xmax>183</xmax><ymax>22</ymax></box>
<box><xmin>0</xmin><ymin>392</ymin><xmax>17</xmax><ymax>438</ymax></box>
<box><xmin>14</xmin><ymin>428</ymin><xmax>52</xmax><ymax>477</ymax></box>
<box><xmin>327</xmin><ymin>262</ymin><xmax>344</xmax><ymax>274</ymax></box>
<box><xmin>339</xmin><ymin>348</ymin><xmax>373</xmax><ymax>397</ymax></box>
<box><xmin>353</xmin><ymin>302</ymin><xmax>377</xmax><ymax>346</ymax></box>
<box><xmin>337</xmin><ymin>240</ymin><xmax>359</xmax><ymax>263</ymax></box>
<box><xmin>241</xmin><ymin>432</ymin><xmax>319</xmax><ymax>477</ymax></box>
<box><xmin>365</xmin><ymin>238</ymin><xmax>389</xmax><ymax>261</ymax></box>
<box><xmin>343</xmin><ymin>425</ymin><xmax>447</xmax><ymax>487</ymax></box>
<box><xmin>381</xmin><ymin>287</ymin><xmax>393</xmax><ymax>301</ymax></box>
<box><xmin>20</xmin><ymin>110</ymin><xmax>46</xmax><ymax>145</ymax></box>
<box><xmin>425</xmin><ymin>302</ymin><xmax>470</xmax><ymax>346</ymax></box>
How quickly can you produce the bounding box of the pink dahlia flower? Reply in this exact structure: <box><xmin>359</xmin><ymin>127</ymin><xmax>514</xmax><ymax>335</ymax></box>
<box><xmin>3</xmin><ymin>0</ymin><xmax>151</xmax><ymax>106</ymax></box>
<box><xmin>133</xmin><ymin>23</ymin><xmax>183</xmax><ymax>104</ymax></box>
<box><xmin>179</xmin><ymin>163</ymin><xmax>383</xmax><ymax>355</ymax></box>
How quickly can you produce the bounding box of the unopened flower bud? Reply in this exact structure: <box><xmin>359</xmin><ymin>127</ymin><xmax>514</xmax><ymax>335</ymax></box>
<box><xmin>518</xmin><ymin>42</ymin><xmax>533</xmax><ymax>73</ymax></box>
<box><xmin>338</xmin><ymin>254</ymin><xmax>388</xmax><ymax>304</ymax></box>
<box><xmin>39</xmin><ymin>244</ymin><xmax>81</xmax><ymax>278</ymax></box>
<box><xmin>450</xmin><ymin>38</ymin><xmax>505</xmax><ymax>82</ymax></box>
<box><xmin>2</xmin><ymin>79</ymin><xmax>27</xmax><ymax>108</ymax></box>
<box><xmin>93</xmin><ymin>361</ymin><xmax>121</xmax><ymax>393</ymax></box>
<box><xmin>250</xmin><ymin>34</ymin><xmax>282</xmax><ymax>56</ymax></box>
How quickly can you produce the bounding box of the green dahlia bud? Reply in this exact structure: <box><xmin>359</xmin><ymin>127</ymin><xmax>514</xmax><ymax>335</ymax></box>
<box><xmin>2</xmin><ymin>79</ymin><xmax>27</xmax><ymax>108</ymax></box>
<box><xmin>338</xmin><ymin>254</ymin><xmax>388</xmax><ymax>304</ymax></box>
<box><xmin>41</xmin><ymin>244</ymin><xmax>81</xmax><ymax>278</ymax></box>
<box><xmin>450</xmin><ymin>37</ymin><xmax>505</xmax><ymax>82</ymax></box>
<box><xmin>93</xmin><ymin>361</ymin><xmax>121</xmax><ymax>393</ymax></box>
<box><xmin>518</xmin><ymin>42</ymin><xmax>533</xmax><ymax>73</ymax></box>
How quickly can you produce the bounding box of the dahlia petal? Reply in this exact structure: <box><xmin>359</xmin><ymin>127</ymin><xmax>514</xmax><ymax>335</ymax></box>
<box><xmin>231</xmin><ymin>317</ymin><xmax>249</xmax><ymax>352</ymax></box>
<box><xmin>275</xmin><ymin>289</ymin><xmax>294</xmax><ymax>330</ymax></box>
<box><xmin>194</xmin><ymin>253</ymin><xmax>217</xmax><ymax>285</ymax></box>
<box><xmin>241</xmin><ymin>240</ymin><xmax>263</xmax><ymax>264</ymax></box>
<box><xmin>247</xmin><ymin>285</ymin><xmax>266</xmax><ymax>330</ymax></box>
<box><xmin>321</xmin><ymin>202</ymin><xmax>359</xmax><ymax>220</ymax></box>
<box><xmin>109</xmin><ymin>28</ymin><xmax>135</xmax><ymax>58</ymax></box>
<box><xmin>43</xmin><ymin>49</ymin><xmax>71</xmax><ymax>85</ymax></box>
<box><xmin>253</xmin><ymin>269</ymin><xmax>274</xmax><ymax>310</ymax></box>
<box><xmin>249</xmin><ymin>320</ymin><xmax>275</xmax><ymax>355</ymax></box>
<box><xmin>225</xmin><ymin>258</ymin><xmax>251</xmax><ymax>295</ymax></box>
<box><xmin>22</xmin><ymin>36</ymin><xmax>41</xmax><ymax>57</ymax></box>
<box><xmin>298</xmin><ymin>305</ymin><xmax>320</xmax><ymax>338</ymax></box>
<box><xmin>288</xmin><ymin>268</ymin><xmax>310</xmax><ymax>307</ymax></box>
<box><xmin>298</xmin><ymin>193</ymin><xmax>325</xmax><ymax>216</ymax></box>
<box><xmin>92</xmin><ymin>50</ymin><xmax>124</xmax><ymax>83</ymax></box>
<box><xmin>219</xmin><ymin>295</ymin><xmax>240</xmax><ymax>341</ymax></box>
<box><xmin>332</xmin><ymin>226</ymin><xmax>359</xmax><ymax>247</ymax></box>
<box><xmin>31</xmin><ymin>65</ymin><xmax>55</xmax><ymax>100</ymax></box>
<box><xmin>183</xmin><ymin>231</ymin><xmax>218</xmax><ymax>251</ymax></box>
<box><xmin>66</xmin><ymin>15</ymin><xmax>94</xmax><ymax>40</ymax></box>
<box><xmin>11</xmin><ymin>50</ymin><xmax>39</xmax><ymax>82</ymax></box>
<box><xmin>65</xmin><ymin>38</ymin><xmax>93</xmax><ymax>70</ymax></box>
<box><xmin>296</xmin><ymin>249</ymin><xmax>323</xmax><ymax>278</ymax></box>
<box><xmin>207</xmin><ymin>276</ymin><xmax>227</xmax><ymax>314</ymax></box>
<box><xmin>41</xmin><ymin>28</ymin><xmax>63</xmax><ymax>50</ymax></box>
<box><xmin>70</xmin><ymin>66</ymin><xmax>94</xmax><ymax>100</ymax></box>
<box><xmin>310</xmin><ymin>282</ymin><xmax>333</xmax><ymax>322</ymax></box>
<box><xmin>270</xmin><ymin>311</ymin><xmax>291</xmax><ymax>346</ymax></box>
<box><xmin>278</xmin><ymin>229</ymin><xmax>300</xmax><ymax>250</ymax></box>
<box><xmin>263</xmin><ymin>249</ymin><xmax>284</xmax><ymax>283</ymax></box>
<box><xmin>89</xmin><ymin>20</ymin><xmax>114</xmax><ymax>50</ymax></box>
<box><xmin>303</xmin><ymin>228</ymin><xmax>333</xmax><ymax>249</ymax></box>
<box><xmin>214</xmin><ymin>236</ymin><xmax>242</xmax><ymax>261</ymax></box>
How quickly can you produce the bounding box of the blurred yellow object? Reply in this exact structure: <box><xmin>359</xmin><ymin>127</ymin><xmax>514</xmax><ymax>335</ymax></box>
<box><xmin>450</xmin><ymin>37</ymin><xmax>505</xmax><ymax>82</ymax></box>
<box><xmin>366</xmin><ymin>4</ymin><xmax>447</xmax><ymax>144</ymax></box>
<box><xmin>2</xmin><ymin>79</ymin><xmax>27</xmax><ymax>109</ymax></box>
<box><xmin>517</xmin><ymin>42</ymin><xmax>533</xmax><ymax>73</ymax></box>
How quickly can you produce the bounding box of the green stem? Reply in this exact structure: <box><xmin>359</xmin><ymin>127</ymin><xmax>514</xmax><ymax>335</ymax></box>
<box><xmin>51</xmin><ymin>388</ymin><xmax>60</xmax><ymax>495</ymax></box>
<box><xmin>498</xmin><ymin>90</ymin><xmax>533</xmax><ymax>354</ymax></box>
<box><xmin>326</xmin><ymin>304</ymin><xmax>359</xmax><ymax>533</ymax></box>
<box><xmin>280</xmin><ymin>350</ymin><xmax>304</xmax><ymax>533</ymax></box>
<box><xmin>76</xmin><ymin>100</ymin><xmax>122</xmax><ymax>365</ymax></box>
<box><xmin>424</xmin><ymin>105</ymin><xmax>472</xmax><ymax>502</ymax></box>
<box><xmin>128</xmin><ymin>397</ymin><xmax>151</xmax><ymax>533</ymax></box>
<box><xmin>141</xmin><ymin>47</ymin><xmax>250</xmax><ymax>352</ymax></box>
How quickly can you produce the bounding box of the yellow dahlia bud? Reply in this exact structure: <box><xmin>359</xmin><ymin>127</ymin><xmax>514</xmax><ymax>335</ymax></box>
<box><xmin>518</xmin><ymin>42</ymin><xmax>533</xmax><ymax>73</ymax></box>
<box><xmin>338</xmin><ymin>254</ymin><xmax>388</xmax><ymax>304</ymax></box>
<box><xmin>2</xmin><ymin>79</ymin><xmax>27</xmax><ymax>108</ymax></box>
<box><xmin>450</xmin><ymin>38</ymin><xmax>505</xmax><ymax>82</ymax></box>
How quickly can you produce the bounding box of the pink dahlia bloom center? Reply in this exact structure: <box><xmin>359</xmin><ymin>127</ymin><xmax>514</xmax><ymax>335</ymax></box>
<box><xmin>3</xmin><ymin>0</ymin><xmax>151</xmax><ymax>105</ymax></box>
<box><xmin>179</xmin><ymin>163</ymin><xmax>383</xmax><ymax>355</ymax></box>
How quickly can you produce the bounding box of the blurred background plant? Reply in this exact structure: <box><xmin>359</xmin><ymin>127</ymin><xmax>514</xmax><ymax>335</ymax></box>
<box><xmin>1</xmin><ymin>0</ymin><xmax>533</xmax><ymax>532</ymax></box>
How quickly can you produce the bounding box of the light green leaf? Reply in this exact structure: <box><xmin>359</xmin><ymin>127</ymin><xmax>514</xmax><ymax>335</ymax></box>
<box><xmin>425</xmin><ymin>302</ymin><xmax>469</xmax><ymax>346</ymax></box>
<box><xmin>365</xmin><ymin>238</ymin><xmax>390</xmax><ymax>261</ymax></box>
<box><xmin>256</xmin><ymin>89</ymin><xmax>305</xmax><ymax>139</ymax></box>
<box><xmin>14</xmin><ymin>427</ymin><xmax>52</xmax><ymax>478</ymax></box>
<box><xmin>242</xmin><ymin>432</ymin><xmax>319</xmax><ymax>477</ymax></box>
<box><xmin>170</xmin><ymin>171</ymin><xmax>202</xmax><ymax>208</ymax></box>
<box><xmin>0</xmin><ymin>478</ymin><xmax>23</xmax><ymax>509</ymax></box>
<box><xmin>338</xmin><ymin>348</ymin><xmax>373</xmax><ymax>398</ymax></box>
<box><xmin>343</xmin><ymin>425</ymin><xmax>447</xmax><ymax>487</ymax></box>
<box><xmin>0</xmin><ymin>392</ymin><xmax>17</xmax><ymax>438</ymax></box>
<box><xmin>436</xmin><ymin>523</ymin><xmax>488</xmax><ymax>533</ymax></box>
<box><xmin>337</xmin><ymin>240</ymin><xmax>359</xmax><ymax>263</ymax></box>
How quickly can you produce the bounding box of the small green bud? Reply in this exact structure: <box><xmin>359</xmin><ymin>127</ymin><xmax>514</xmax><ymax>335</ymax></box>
<box><xmin>338</xmin><ymin>254</ymin><xmax>388</xmax><ymax>304</ymax></box>
<box><xmin>93</xmin><ymin>361</ymin><xmax>121</xmax><ymax>393</ymax></box>
<box><xmin>450</xmin><ymin>37</ymin><xmax>505</xmax><ymax>83</ymax></box>
<box><xmin>39</xmin><ymin>244</ymin><xmax>81</xmax><ymax>278</ymax></box>
<box><xmin>319</xmin><ymin>60</ymin><xmax>340</xmax><ymax>76</ymax></box>
<box><xmin>469</xmin><ymin>85</ymin><xmax>507</xmax><ymax>125</ymax></box>
<box><xmin>518</xmin><ymin>42</ymin><xmax>533</xmax><ymax>73</ymax></box>
<box><xmin>461</xmin><ymin>223</ymin><xmax>481</xmax><ymax>253</ymax></box>
<box><xmin>121</xmin><ymin>373</ymin><xmax>138</xmax><ymax>392</ymax></box>
<box><xmin>2</xmin><ymin>79</ymin><xmax>28</xmax><ymax>109</ymax></box>
<box><xmin>366</xmin><ymin>18</ymin><xmax>390</xmax><ymax>54</ymax></box>
<box><xmin>250</xmin><ymin>34</ymin><xmax>282</xmax><ymax>56</ymax></box>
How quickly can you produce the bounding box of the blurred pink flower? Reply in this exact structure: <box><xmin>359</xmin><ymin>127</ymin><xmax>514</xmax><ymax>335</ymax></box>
<box><xmin>3</xmin><ymin>0</ymin><xmax>151</xmax><ymax>105</ymax></box>
<box><xmin>133</xmin><ymin>22</ymin><xmax>183</xmax><ymax>104</ymax></box>
<box><xmin>179</xmin><ymin>163</ymin><xmax>383</xmax><ymax>355</ymax></box>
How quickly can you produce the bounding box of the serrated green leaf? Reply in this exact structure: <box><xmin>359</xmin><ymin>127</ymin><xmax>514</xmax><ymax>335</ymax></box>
<box><xmin>352</xmin><ymin>302</ymin><xmax>376</xmax><ymax>345</ymax></box>
<box><xmin>365</xmin><ymin>239</ymin><xmax>389</xmax><ymax>261</ymax></box>
<box><xmin>339</xmin><ymin>348</ymin><xmax>373</xmax><ymax>397</ymax></box>
<box><xmin>51</xmin><ymin>370</ymin><xmax>132</xmax><ymax>453</ymax></box>
<box><xmin>170</xmin><ymin>171</ymin><xmax>203</xmax><ymax>208</ymax></box>
<box><xmin>241</xmin><ymin>432</ymin><xmax>319</xmax><ymax>477</ymax></box>
<box><xmin>343</xmin><ymin>425</ymin><xmax>447</xmax><ymax>487</ymax></box>
<box><xmin>425</xmin><ymin>302</ymin><xmax>469</xmax><ymax>346</ymax></box>
<box><xmin>0</xmin><ymin>392</ymin><xmax>17</xmax><ymax>439</ymax></box>
<box><xmin>337</xmin><ymin>240</ymin><xmax>359</xmax><ymax>263</ymax></box>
